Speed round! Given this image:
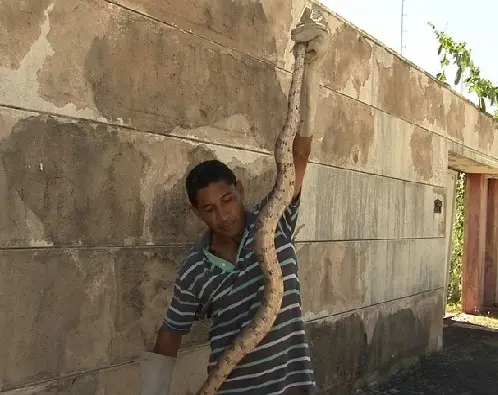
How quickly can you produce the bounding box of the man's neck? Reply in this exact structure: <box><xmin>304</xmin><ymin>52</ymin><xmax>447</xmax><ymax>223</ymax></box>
<box><xmin>209</xmin><ymin>231</ymin><xmax>243</xmax><ymax>265</ymax></box>
<box><xmin>211</xmin><ymin>230</ymin><xmax>243</xmax><ymax>251</ymax></box>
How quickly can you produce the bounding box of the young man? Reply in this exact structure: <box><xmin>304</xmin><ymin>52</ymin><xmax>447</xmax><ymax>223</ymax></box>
<box><xmin>140</xmin><ymin>14</ymin><xmax>329</xmax><ymax>395</ymax></box>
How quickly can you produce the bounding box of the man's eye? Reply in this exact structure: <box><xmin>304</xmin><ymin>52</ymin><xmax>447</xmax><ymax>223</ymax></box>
<box><xmin>222</xmin><ymin>195</ymin><xmax>233</xmax><ymax>203</ymax></box>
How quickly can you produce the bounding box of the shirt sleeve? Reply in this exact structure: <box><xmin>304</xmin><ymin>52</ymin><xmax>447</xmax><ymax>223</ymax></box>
<box><xmin>163</xmin><ymin>270</ymin><xmax>203</xmax><ymax>334</ymax></box>
<box><xmin>279</xmin><ymin>193</ymin><xmax>301</xmax><ymax>239</ymax></box>
<box><xmin>256</xmin><ymin>192</ymin><xmax>301</xmax><ymax>240</ymax></box>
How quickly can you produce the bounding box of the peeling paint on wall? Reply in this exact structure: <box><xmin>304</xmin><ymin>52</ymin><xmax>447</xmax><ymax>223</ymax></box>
<box><xmin>0</xmin><ymin>0</ymin><xmax>54</xmax><ymax>69</ymax></box>
<box><xmin>0</xmin><ymin>2</ymin><xmax>105</xmax><ymax>120</ymax></box>
<box><xmin>410</xmin><ymin>126</ymin><xmax>434</xmax><ymax>181</ymax></box>
<box><xmin>1</xmin><ymin>0</ymin><xmax>497</xmax><ymax>393</ymax></box>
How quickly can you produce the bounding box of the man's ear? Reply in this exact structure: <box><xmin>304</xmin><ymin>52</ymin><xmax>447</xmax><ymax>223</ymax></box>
<box><xmin>235</xmin><ymin>180</ymin><xmax>244</xmax><ymax>202</ymax></box>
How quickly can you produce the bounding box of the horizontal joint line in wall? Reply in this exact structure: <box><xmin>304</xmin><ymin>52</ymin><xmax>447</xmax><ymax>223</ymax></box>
<box><xmin>0</xmin><ymin>102</ymin><xmax>271</xmax><ymax>156</ymax></box>
<box><xmin>0</xmin><ymin>361</ymin><xmax>137</xmax><ymax>394</ymax></box>
<box><xmin>303</xmin><ymin>287</ymin><xmax>445</xmax><ymax>324</ymax></box>
<box><xmin>0</xmin><ymin>236</ymin><xmax>446</xmax><ymax>252</ymax></box>
<box><xmin>0</xmin><ymin>244</ymin><xmax>191</xmax><ymax>252</ymax></box>
<box><xmin>320</xmin><ymin>85</ymin><xmax>498</xmax><ymax>168</ymax></box>
<box><xmin>306</xmin><ymin>161</ymin><xmax>447</xmax><ymax>188</ymax></box>
<box><xmin>0</xmin><ymin>102</ymin><xmax>448</xmax><ymax>190</ymax></box>
<box><xmin>100</xmin><ymin>0</ymin><xmax>280</xmax><ymax>70</ymax></box>
<box><xmin>295</xmin><ymin>236</ymin><xmax>446</xmax><ymax>244</ymax></box>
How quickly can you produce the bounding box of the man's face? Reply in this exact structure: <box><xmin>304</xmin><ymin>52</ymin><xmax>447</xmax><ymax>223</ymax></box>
<box><xmin>194</xmin><ymin>180</ymin><xmax>246</xmax><ymax>238</ymax></box>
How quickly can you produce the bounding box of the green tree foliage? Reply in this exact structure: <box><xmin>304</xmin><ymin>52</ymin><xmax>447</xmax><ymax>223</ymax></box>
<box><xmin>448</xmin><ymin>172</ymin><xmax>465</xmax><ymax>303</ymax></box>
<box><xmin>429</xmin><ymin>22</ymin><xmax>498</xmax><ymax>118</ymax></box>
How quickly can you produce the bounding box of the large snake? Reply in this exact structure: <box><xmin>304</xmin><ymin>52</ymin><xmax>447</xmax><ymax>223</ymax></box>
<box><xmin>196</xmin><ymin>7</ymin><xmax>323</xmax><ymax>395</ymax></box>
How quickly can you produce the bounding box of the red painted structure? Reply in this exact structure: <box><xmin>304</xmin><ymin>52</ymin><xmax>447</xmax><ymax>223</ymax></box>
<box><xmin>462</xmin><ymin>174</ymin><xmax>487</xmax><ymax>314</ymax></box>
<box><xmin>484</xmin><ymin>179</ymin><xmax>498</xmax><ymax>307</ymax></box>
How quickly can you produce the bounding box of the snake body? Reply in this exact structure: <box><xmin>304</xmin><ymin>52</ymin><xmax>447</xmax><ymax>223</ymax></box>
<box><xmin>196</xmin><ymin>9</ymin><xmax>314</xmax><ymax>395</ymax></box>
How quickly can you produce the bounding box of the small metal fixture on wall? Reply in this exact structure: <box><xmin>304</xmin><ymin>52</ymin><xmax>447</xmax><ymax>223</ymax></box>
<box><xmin>434</xmin><ymin>199</ymin><xmax>443</xmax><ymax>214</ymax></box>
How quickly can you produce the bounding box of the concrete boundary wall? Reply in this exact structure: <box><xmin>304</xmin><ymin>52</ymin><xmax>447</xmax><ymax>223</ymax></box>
<box><xmin>1</xmin><ymin>0</ymin><xmax>497</xmax><ymax>394</ymax></box>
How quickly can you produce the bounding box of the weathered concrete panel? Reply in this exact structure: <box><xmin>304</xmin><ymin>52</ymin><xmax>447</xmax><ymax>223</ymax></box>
<box><xmin>0</xmin><ymin>247</ymin><xmax>184</xmax><ymax>391</ymax></box>
<box><xmin>0</xmin><ymin>242</ymin><xmax>444</xmax><ymax>391</ymax></box>
<box><xmin>114</xmin><ymin>0</ymin><xmax>378</xmax><ymax>108</ymax></box>
<box><xmin>1</xmin><ymin>348</ymin><xmax>210</xmax><ymax>395</ymax></box>
<box><xmin>0</xmin><ymin>101</ymin><xmax>452</xmax><ymax>256</ymax></box>
<box><xmin>2</xmin><ymin>346</ymin><xmax>210</xmax><ymax>395</ymax></box>
<box><xmin>2</xmin><ymin>0</ymin><xmax>497</xmax><ymax>169</ymax></box>
<box><xmin>307</xmin><ymin>289</ymin><xmax>443</xmax><ymax>394</ymax></box>
<box><xmin>374</xmin><ymin>45</ymin><xmax>443</xmax><ymax>132</ymax></box>
<box><xmin>0</xmin><ymin>109</ymin><xmax>446</xmax><ymax>249</ymax></box>
<box><xmin>297</xmin><ymin>238</ymin><xmax>446</xmax><ymax>321</ymax></box>
<box><xmin>108</xmin><ymin>0</ymin><xmax>379</xmax><ymax>112</ymax></box>
<box><xmin>0</xmin><ymin>363</ymin><xmax>140</xmax><ymax>395</ymax></box>
<box><xmin>372</xmin><ymin>44</ymin><xmax>498</xmax><ymax>159</ymax></box>
<box><xmin>0</xmin><ymin>110</ymin><xmax>275</xmax><ymax>248</ymax></box>
<box><xmin>161</xmin><ymin>290</ymin><xmax>444</xmax><ymax>395</ymax></box>
<box><xmin>444</xmin><ymin>79</ymin><xmax>497</xmax><ymax>154</ymax></box>
<box><xmin>0</xmin><ymin>0</ymin><xmax>290</xmax><ymax>152</ymax></box>
<box><xmin>0</xmin><ymin>1</ymin><xmax>106</xmax><ymax>121</ymax></box>
<box><xmin>314</xmin><ymin>5</ymin><xmax>497</xmax><ymax>164</ymax></box>
<box><xmin>297</xmin><ymin>164</ymin><xmax>447</xmax><ymax>242</ymax></box>
<box><xmin>312</xmin><ymin>88</ymin><xmax>375</xmax><ymax>170</ymax></box>
<box><xmin>316</xmin><ymin>11</ymin><xmax>376</xmax><ymax>106</ymax></box>
<box><xmin>0</xmin><ymin>0</ymin><xmax>53</xmax><ymax>70</ymax></box>
<box><xmin>111</xmin><ymin>0</ymin><xmax>306</xmax><ymax>70</ymax></box>
<box><xmin>312</xmin><ymin>92</ymin><xmax>447</xmax><ymax>186</ymax></box>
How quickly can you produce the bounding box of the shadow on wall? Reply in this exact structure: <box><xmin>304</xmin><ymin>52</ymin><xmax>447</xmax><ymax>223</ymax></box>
<box><xmin>0</xmin><ymin>116</ymin><xmax>147</xmax><ymax>246</ymax></box>
<box><xmin>307</xmin><ymin>308</ymin><xmax>431</xmax><ymax>393</ymax></box>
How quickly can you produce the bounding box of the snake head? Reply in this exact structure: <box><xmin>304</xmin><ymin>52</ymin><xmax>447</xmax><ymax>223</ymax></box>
<box><xmin>298</xmin><ymin>7</ymin><xmax>329</xmax><ymax>32</ymax></box>
<box><xmin>291</xmin><ymin>7</ymin><xmax>330</xmax><ymax>64</ymax></box>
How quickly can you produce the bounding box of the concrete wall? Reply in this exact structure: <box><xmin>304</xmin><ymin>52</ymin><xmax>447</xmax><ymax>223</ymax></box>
<box><xmin>1</xmin><ymin>0</ymin><xmax>498</xmax><ymax>394</ymax></box>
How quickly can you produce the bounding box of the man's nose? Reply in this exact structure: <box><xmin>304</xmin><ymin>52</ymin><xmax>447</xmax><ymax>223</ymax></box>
<box><xmin>219</xmin><ymin>206</ymin><xmax>231</xmax><ymax>221</ymax></box>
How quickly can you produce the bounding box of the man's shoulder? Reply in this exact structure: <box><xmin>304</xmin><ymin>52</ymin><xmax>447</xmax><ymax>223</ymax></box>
<box><xmin>177</xmin><ymin>243</ymin><xmax>206</xmax><ymax>281</ymax></box>
<box><xmin>250</xmin><ymin>192</ymin><xmax>301</xmax><ymax>215</ymax></box>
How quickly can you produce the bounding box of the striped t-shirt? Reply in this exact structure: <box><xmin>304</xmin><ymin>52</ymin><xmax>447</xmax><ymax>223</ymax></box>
<box><xmin>164</xmin><ymin>194</ymin><xmax>315</xmax><ymax>394</ymax></box>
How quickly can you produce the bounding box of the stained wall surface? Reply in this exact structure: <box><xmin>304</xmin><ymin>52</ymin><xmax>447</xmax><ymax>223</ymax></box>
<box><xmin>1</xmin><ymin>0</ymin><xmax>498</xmax><ymax>394</ymax></box>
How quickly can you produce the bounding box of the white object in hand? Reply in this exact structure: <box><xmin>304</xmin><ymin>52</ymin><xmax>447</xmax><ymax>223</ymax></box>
<box><xmin>139</xmin><ymin>351</ymin><xmax>176</xmax><ymax>395</ymax></box>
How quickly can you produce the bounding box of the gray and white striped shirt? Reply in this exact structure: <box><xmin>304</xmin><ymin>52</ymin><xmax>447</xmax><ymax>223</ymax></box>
<box><xmin>164</xmin><ymin>194</ymin><xmax>315</xmax><ymax>394</ymax></box>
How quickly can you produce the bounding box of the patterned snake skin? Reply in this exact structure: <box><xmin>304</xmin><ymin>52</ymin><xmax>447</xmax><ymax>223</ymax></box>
<box><xmin>195</xmin><ymin>8</ymin><xmax>322</xmax><ymax>394</ymax></box>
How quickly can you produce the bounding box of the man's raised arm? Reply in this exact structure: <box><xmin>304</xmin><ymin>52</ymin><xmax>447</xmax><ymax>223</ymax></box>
<box><xmin>291</xmin><ymin>11</ymin><xmax>330</xmax><ymax>198</ymax></box>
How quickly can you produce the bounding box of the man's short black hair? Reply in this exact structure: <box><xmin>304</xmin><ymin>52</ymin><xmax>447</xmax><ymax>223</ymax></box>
<box><xmin>186</xmin><ymin>160</ymin><xmax>237</xmax><ymax>207</ymax></box>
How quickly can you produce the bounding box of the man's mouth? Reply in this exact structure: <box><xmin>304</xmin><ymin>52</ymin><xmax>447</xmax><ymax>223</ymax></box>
<box><xmin>220</xmin><ymin>222</ymin><xmax>235</xmax><ymax>230</ymax></box>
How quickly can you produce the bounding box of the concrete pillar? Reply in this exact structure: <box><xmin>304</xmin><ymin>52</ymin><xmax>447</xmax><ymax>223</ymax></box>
<box><xmin>484</xmin><ymin>179</ymin><xmax>498</xmax><ymax>306</ymax></box>
<box><xmin>462</xmin><ymin>174</ymin><xmax>488</xmax><ymax>314</ymax></box>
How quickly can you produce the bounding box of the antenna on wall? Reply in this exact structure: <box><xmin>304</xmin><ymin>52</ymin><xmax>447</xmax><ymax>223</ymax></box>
<box><xmin>400</xmin><ymin>0</ymin><xmax>407</xmax><ymax>55</ymax></box>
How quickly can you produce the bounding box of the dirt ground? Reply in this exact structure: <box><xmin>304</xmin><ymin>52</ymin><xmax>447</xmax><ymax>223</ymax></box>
<box><xmin>358</xmin><ymin>314</ymin><xmax>498</xmax><ymax>395</ymax></box>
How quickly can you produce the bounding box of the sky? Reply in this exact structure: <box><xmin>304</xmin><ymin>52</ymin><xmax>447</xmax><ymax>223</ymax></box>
<box><xmin>320</xmin><ymin>0</ymin><xmax>497</xmax><ymax>106</ymax></box>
